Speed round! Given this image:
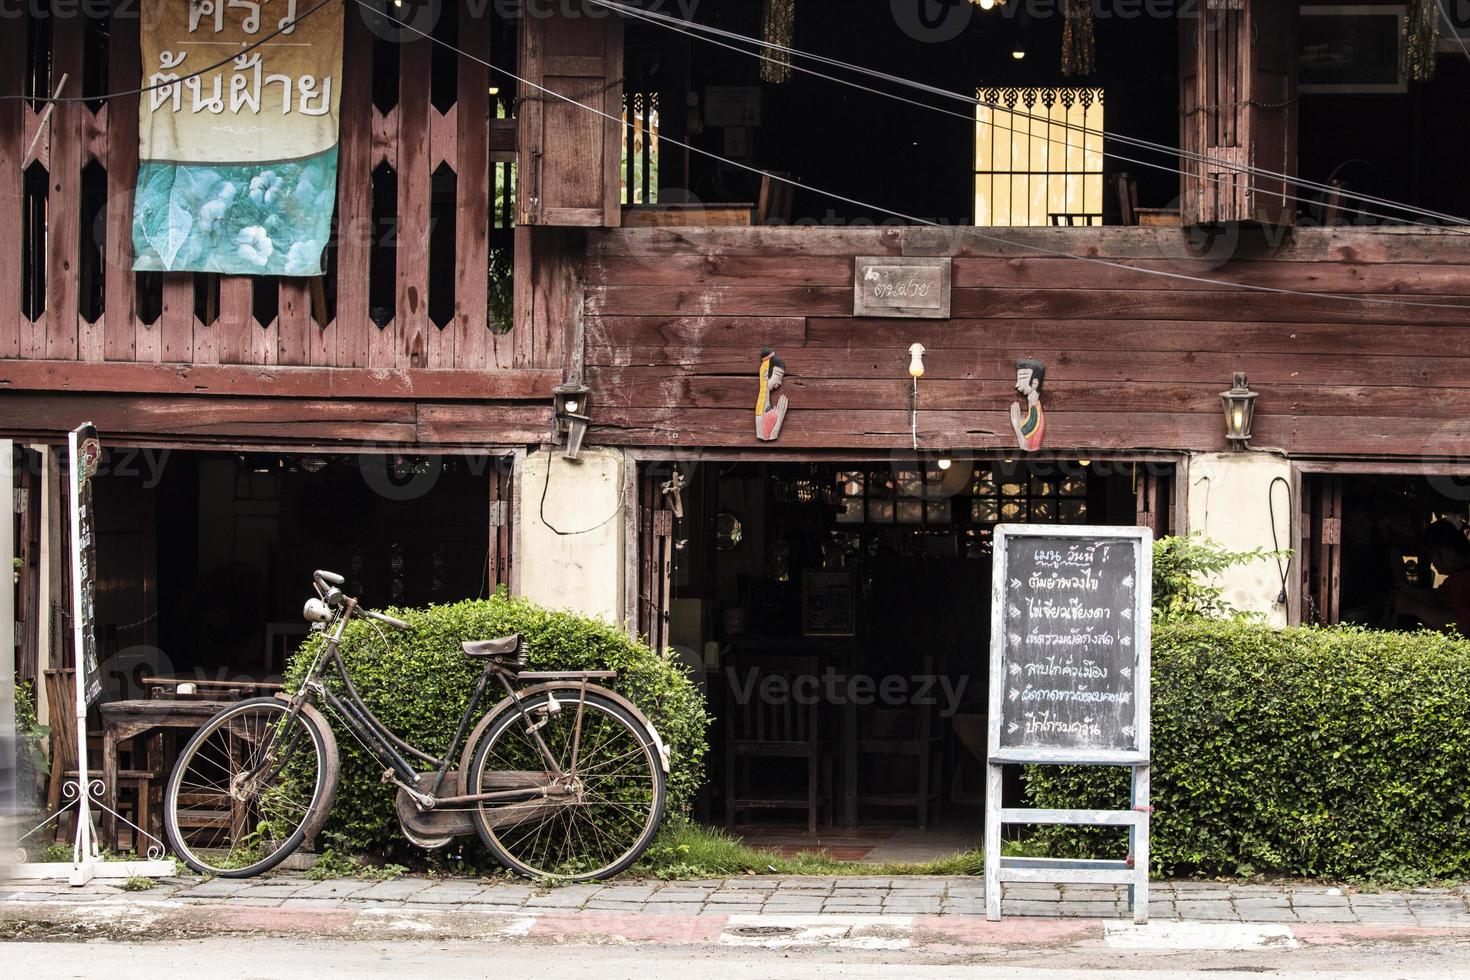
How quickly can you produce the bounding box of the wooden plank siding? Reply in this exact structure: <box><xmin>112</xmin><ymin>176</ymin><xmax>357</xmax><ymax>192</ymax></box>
<box><xmin>580</xmin><ymin>226</ymin><xmax>1470</xmax><ymax>458</ymax></box>
<box><xmin>0</xmin><ymin>3</ymin><xmax>551</xmax><ymax>445</ymax></box>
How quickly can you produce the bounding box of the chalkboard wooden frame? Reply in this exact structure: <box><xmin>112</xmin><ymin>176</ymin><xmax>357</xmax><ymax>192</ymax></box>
<box><xmin>983</xmin><ymin>524</ymin><xmax>1153</xmax><ymax>924</ymax></box>
<box><xmin>986</xmin><ymin>524</ymin><xmax>1152</xmax><ymax>766</ymax></box>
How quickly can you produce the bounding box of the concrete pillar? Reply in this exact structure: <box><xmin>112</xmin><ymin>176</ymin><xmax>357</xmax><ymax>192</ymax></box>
<box><xmin>1186</xmin><ymin>452</ymin><xmax>1293</xmax><ymax>626</ymax></box>
<box><xmin>2</xmin><ymin>439</ymin><xmax>15</xmax><ymax>805</ymax></box>
<box><xmin>516</xmin><ymin>447</ymin><xmax>625</xmax><ymax>623</ymax></box>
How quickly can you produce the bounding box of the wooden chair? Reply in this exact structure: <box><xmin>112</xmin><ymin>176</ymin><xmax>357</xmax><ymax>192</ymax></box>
<box><xmin>43</xmin><ymin>669</ymin><xmax>157</xmax><ymax>850</ymax></box>
<box><xmin>724</xmin><ymin>654</ymin><xmax>832</xmax><ymax>833</ymax></box>
<box><xmin>755</xmin><ymin>172</ymin><xmax>795</xmax><ymax>226</ymax></box>
<box><xmin>855</xmin><ymin>658</ymin><xmax>945</xmax><ymax>828</ymax></box>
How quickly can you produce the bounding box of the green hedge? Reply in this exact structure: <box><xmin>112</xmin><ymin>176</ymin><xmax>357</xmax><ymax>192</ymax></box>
<box><xmin>1024</xmin><ymin>619</ymin><xmax>1470</xmax><ymax>883</ymax></box>
<box><xmin>286</xmin><ymin>593</ymin><xmax>709</xmax><ymax>862</ymax></box>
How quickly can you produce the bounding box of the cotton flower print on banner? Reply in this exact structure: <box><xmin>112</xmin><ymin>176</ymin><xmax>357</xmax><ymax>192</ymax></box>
<box><xmin>131</xmin><ymin>146</ymin><xmax>338</xmax><ymax>275</ymax></box>
<box><xmin>236</xmin><ymin>225</ymin><xmax>274</xmax><ymax>268</ymax></box>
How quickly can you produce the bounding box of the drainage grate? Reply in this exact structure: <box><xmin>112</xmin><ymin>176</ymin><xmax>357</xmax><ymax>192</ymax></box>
<box><xmin>726</xmin><ymin>925</ymin><xmax>801</xmax><ymax>938</ymax></box>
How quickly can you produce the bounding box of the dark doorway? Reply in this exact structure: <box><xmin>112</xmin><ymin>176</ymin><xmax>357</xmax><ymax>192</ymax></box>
<box><xmin>645</xmin><ymin>456</ymin><xmax>1168</xmax><ymax>861</ymax></box>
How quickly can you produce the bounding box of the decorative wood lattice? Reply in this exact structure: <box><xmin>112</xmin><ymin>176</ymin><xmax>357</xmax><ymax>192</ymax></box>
<box><xmin>0</xmin><ymin>5</ymin><xmax>543</xmax><ymax>372</ymax></box>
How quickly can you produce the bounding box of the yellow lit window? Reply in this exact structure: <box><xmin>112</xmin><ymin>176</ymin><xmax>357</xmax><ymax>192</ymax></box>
<box><xmin>975</xmin><ymin>86</ymin><xmax>1104</xmax><ymax>227</ymax></box>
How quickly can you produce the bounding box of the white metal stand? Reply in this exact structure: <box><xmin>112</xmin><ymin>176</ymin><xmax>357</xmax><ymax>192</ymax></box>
<box><xmin>8</xmin><ymin>426</ymin><xmax>174</xmax><ymax>884</ymax></box>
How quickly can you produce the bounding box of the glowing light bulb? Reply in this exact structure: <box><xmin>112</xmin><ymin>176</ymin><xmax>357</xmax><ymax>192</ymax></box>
<box><xmin>938</xmin><ymin>458</ymin><xmax>953</xmax><ymax>471</ymax></box>
<box><xmin>1012</xmin><ymin>49</ymin><xmax>1026</xmax><ymax>60</ymax></box>
<box><xmin>908</xmin><ymin>343</ymin><xmax>927</xmax><ymax>379</ymax></box>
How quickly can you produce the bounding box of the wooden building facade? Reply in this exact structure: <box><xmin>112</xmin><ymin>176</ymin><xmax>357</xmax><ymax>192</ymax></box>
<box><xmin>6</xmin><ymin>0</ymin><xmax>1470</xmax><ymax>831</ymax></box>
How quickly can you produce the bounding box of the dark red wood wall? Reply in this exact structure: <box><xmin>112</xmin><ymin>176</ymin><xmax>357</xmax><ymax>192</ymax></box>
<box><xmin>582</xmin><ymin>226</ymin><xmax>1470</xmax><ymax>458</ymax></box>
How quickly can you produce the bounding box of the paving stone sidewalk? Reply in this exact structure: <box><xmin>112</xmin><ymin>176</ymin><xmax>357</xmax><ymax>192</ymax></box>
<box><xmin>6</xmin><ymin>873</ymin><xmax>1470</xmax><ymax>926</ymax></box>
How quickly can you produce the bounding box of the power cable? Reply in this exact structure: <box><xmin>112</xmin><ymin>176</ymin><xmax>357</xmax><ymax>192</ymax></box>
<box><xmin>595</xmin><ymin>0</ymin><xmax>1470</xmax><ymax>228</ymax></box>
<box><xmin>605</xmin><ymin>0</ymin><xmax>1462</xmax><ymax>234</ymax></box>
<box><xmin>351</xmin><ymin>0</ymin><xmax>1470</xmax><ymax>315</ymax></box>
<box><xmin>1268</xmin><ymin>476</ymin><xmax>1292</xmax><ymax>607</ymax></box>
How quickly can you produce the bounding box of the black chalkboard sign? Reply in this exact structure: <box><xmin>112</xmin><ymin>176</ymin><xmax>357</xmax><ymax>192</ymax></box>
<box><xmin>987</xmin><ymin>525</ymin><xmax>1151</xmax><ymax>764</ymax></box>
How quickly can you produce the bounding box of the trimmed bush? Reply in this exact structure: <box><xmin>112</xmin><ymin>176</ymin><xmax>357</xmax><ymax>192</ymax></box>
<box><xmin>286</xmin><ymin>592</ymin><xmax>709</xmax><ymax>862</ymax></box>
<box><xmin>1024</xmin><ymin>619</ymin><xmax>1470</xmax><ymax>883</ymax></box>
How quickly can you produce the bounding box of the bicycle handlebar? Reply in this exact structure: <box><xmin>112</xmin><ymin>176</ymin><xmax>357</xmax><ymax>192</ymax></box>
<box><xmin>362</xmin><ymin>608</ymin><xmax>410</xmax><ymax>630</ymax></box>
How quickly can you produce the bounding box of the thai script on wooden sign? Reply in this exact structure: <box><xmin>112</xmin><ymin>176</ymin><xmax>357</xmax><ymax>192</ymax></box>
<box><xmin>853</xmin><ymin>257</ymin><xmax>952</xmax><ymax>319</ymax></box>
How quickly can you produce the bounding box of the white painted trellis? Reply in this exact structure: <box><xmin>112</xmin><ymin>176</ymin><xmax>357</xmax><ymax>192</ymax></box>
<box><xmin>9</xmin><ymin>424</ymin><xmax>174</xmax><ymax>884</ymax></box>
<box><xmin>984</xmin><ymin>524</ymin><xmax>1153</xmax><ymax>924</ymax></box>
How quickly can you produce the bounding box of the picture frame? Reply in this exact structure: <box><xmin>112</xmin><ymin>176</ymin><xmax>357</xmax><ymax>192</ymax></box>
<box><xmin>801</xmin><ymin>570</ymin><xmax>855</xmax><ymax>637</ymax></box>
<box><xmin>1299</xmin><ymin>5</ymin><xmax>1408</xmax><ymax>94</ymax></box>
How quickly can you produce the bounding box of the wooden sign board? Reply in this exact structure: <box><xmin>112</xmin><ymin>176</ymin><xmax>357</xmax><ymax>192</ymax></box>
<box><xmin>984</xmin><ymin>524</ymin><xmax>1153</xmax><ymax>924</ymax></box>
<box><xmin>853</xmin><ymin>256</ymin><xmax>951</xmax><ymax>319</ymax></box>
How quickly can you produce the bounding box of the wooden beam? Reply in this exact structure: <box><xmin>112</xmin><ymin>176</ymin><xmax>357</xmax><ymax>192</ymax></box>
<box><xmin>0</xmin><ymin>361</ymin><xmax>561</xmax><ymax>400</ymax></box>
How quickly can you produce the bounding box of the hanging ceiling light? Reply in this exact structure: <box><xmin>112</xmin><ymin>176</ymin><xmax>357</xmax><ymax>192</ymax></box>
<box><xmin>972</xmin><ymin>0</ymin><xmax>1007</xmax><ymax>9</ymax></box>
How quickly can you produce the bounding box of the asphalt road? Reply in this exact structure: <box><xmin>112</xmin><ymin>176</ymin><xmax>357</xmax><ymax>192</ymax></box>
<box><xmin>6</xmin><ymin>936</ymin><xmax>1470</xmax><ymax>979</ymax></box>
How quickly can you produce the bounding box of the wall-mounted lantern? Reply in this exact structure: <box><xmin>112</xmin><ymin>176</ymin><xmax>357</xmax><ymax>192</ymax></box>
<box><xmin>1220</xmin><ymin>372</ymin><xmax>1258</xmax><ymax>449</ymax></box>
<box><xmin>552</xmin><ymin>382</ymin><xmax>591</xmax><ymax>461</ymax></box>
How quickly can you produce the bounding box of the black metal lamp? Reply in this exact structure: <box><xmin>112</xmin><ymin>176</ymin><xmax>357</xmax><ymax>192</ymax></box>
<box><xmin>552</xmin><ymin>382</ymin><xmax>591</xmax><ymax>461</ymax></box>
<box><xmin>1220</xmin><ymin>372</ymin><xmax>1258</xmax><ymax>449</ymax></box>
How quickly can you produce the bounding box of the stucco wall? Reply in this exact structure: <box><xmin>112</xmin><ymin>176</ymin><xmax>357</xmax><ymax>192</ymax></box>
<box><xmin>1185</xmin><ymin>452</ymin><xmax>1294</xmax><ymax>626</ymax></box>
<box><xmin>516</xmin><ymin>447</ymin><xmax>625</xmax><ymax>624</ymax></box>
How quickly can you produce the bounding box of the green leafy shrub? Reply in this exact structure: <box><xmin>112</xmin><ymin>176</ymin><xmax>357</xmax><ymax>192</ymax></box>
<box><xmin>14</xmin><ymin>680</ymin><xmax>49</xmax><ymax>808</ymax></box>
<box><xmin>1023</xmin><ymin>619</ymin><xmax>1470</xmax><ymax>883</ymax></box>
<box><xmin>1152</xmin><ymin>534</ymin><xmax>1273</xmax><ymax>622</ymax></box>
<box><xmin>286</xmin><ymin>592</ymin><xmax>709</xmax><ymax>864</ymax></box>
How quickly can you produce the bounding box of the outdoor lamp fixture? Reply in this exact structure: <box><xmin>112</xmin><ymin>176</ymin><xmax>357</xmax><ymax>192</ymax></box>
<box><xmin>552</xmin><ymin>381</ymin><xmax>591</xmax><ymax>461</ymax></box>
<box><xmin>1220</xmin><ymin>372</ymin><xmax>1258</xmax><ymax>449</ymax></box>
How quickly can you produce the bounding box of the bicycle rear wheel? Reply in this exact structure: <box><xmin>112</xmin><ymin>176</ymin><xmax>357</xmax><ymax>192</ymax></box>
<box><xmin>468</xmin><ymin>689</ymin><xmax>666</xmax><ymax>880</ymax></box>
<box><xmin>164</xmin><ymin>697</ymin><xmax>334</xmax><ymax>877</ymax></box>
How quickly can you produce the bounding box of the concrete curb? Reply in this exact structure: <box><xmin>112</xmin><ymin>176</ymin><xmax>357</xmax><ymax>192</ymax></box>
<box><xmin>5</xmin><ymin>897</ymin><xmax>1470</xmax><ymax>952</ymax></box>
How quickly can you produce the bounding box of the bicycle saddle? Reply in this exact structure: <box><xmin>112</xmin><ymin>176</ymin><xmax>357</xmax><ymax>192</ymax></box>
<box><xmin>461</xmin><ymin>633</ymin><xmax>524</xmax><ymax>665</ymax></box>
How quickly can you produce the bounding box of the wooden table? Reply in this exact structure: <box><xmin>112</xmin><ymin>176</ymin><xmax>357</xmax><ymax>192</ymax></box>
<box><xmin>99</xmin><ymin>699</ymin><xmax>235</xmax><ymax>853</ymax></box>
<box><xmin>622</xmin><ymin>203</ymin><xmax>754</xmax><ymax>227</ymax></box>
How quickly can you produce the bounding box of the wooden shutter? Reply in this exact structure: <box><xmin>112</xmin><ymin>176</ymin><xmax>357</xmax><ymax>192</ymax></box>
<box><xmin>1303</xmin><ymin>474</ymin><xmax>1342</xmax><ymax>625</ymax></box>
<box><xmin>636</xmin><ymin>467</ymin><xmax>674</xmax><ymax>653</ymax></box>
<box><xmin>1179</xmin><ymin>0</ymin><xmax>1297</xmax><ymax>225</ymax></box>
<box><xmin>1134</xmin><ymin>465</ymin><xmax>1171</xmax><ymax>538</ymax></box>
<box><xmin>517</xmin><ymin>3</ymin><xmax>624</xmax><ymax>227</ymax></box>
<box><xmin>488</xmin><ymin>457</ymin><xmax>515</xmax><ymax>595</ymax></box>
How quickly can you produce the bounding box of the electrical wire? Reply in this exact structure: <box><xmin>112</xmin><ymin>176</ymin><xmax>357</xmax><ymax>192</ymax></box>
<box><xmin>606</xmin><ymin>0</ymin><xmax>1463</xmax><ymax>235</ymax></box>
<box><xmin>595</xmin><ymin>0</ymin><xmax>1470</xmax><ymax>228</ymax></box>
<box><xmin>1268</xmin><ymin>476</ymin><xmax>1292</xmax><ymax>607</ymax></box>
<box><xmin>538</xmin><ymin>444</ymin><xmax>623</xmax><ymax>536</ymax></box>
<box><xmin>0</xmin><ymin>0</ymin><xmax>335</xmax><ymax>105</ymax></box>
<box><xmin>351</xmin><ymin>0</ymin><xmax>1470</xmax><ymax>314</ymax></box>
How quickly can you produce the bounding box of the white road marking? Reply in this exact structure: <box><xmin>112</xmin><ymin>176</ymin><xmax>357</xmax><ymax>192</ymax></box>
<box><xmin>720</xmin><ymin>914</ymin><xmax>915</xmax><ymax>950</ymax></box>
<box><xmin>1104</xmin><ymin>921</ymin><xmax>1299</xmax><ymax>951</ymax></box>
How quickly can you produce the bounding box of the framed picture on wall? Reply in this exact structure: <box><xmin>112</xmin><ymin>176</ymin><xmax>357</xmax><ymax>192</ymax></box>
<box><xmin>802</xmin><ymin>570</ymin><xmax>855</xmax><ymax>637</ymax></box>
<box><xmin>1300</xmin><ymin>5</ymin><xmax>1408</xmax><ymax>94</ymax></box>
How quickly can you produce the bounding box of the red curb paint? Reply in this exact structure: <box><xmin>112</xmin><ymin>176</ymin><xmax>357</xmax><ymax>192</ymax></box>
<box><xmin>914</xmin><ymin>915</ymin><xmax>1101</xmax><ymax>946</ymax></box>
<box><xmin>1294</xmin><ymin>924</ymin><xmax>1470</xmax><ymax>946</ymax></box>
<box><xmin>528</xmin><ymin>911</ymin><xmax>731</xmax><ymax>944</ymax></box>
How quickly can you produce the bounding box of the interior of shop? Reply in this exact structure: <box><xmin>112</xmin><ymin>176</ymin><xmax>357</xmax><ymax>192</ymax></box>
<box><xmin>659</xmin><ymin>456</ymin><xmax>1168</xmax><ymax>859</ymax></box>
<box><xmin>92</xmin><ymin>450</ymin><xmax>497</xmax><ymax>699</ymax></box>
<box><xmin>1313</xmin><ymin>472</ymin><xmax>1470</xmax><ymax>632</ymax></box>
<box><xmin>622</xmin><ymin>1</ymin><xmax>1470</xmax><ymax>227</ymax></box>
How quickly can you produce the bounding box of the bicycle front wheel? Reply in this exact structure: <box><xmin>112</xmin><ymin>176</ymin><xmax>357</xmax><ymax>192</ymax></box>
<box><xmin>164</xmin><ymin>697</ymin><xmax>333</xmax><ymax>877</ymax></box>
<box><xmin>469</xmin><ymin>689</ymin><xmax>666</xmax><ymax>880</ymax></box>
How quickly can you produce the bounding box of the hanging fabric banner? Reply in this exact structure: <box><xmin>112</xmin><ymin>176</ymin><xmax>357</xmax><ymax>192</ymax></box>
<box><xmin>132</xmin><ymin>0</ymin><xmax>343</xmax><ymax>275</ymax></box>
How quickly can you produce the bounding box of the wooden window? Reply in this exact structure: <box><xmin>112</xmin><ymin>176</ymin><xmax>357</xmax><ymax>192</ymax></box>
<box><xmin>975</xmin><ymin>87</ymin><xmax>1104</xmax><ymax>227</ymax></box>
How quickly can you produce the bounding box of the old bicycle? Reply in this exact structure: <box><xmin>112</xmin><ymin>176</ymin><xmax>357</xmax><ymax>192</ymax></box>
<box><xmin>163</xmin><ymin>570</ymin><xmax>668</xmax><ymax>880</ymax></box>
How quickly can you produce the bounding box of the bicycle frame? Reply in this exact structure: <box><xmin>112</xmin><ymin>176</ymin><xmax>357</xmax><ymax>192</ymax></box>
<box><xmin>292</xmin><ymin>596</ymin><xmax>571</xmax><ymax>810</ymax></box>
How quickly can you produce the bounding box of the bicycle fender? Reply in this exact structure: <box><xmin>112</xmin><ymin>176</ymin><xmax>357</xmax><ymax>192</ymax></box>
<box><xmin>456</xmin><ymin>681</ymin><xmax>671</xmax><ymax>776</ymax></box>
<box><xmin>274</xmin><ymin>696</ymin><xmax>341</xmax><ymax>849</ymax></box>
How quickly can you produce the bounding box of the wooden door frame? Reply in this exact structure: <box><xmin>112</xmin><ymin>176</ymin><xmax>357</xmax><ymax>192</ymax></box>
<box><xmin>620</xmin><ymin>448</ymin><xmax>1189</xmax><ymax>633</ymax></box>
